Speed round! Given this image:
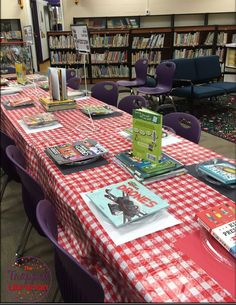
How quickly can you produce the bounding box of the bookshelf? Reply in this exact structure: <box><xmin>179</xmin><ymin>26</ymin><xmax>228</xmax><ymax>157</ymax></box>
<box><xmin>47</xmin><ymin>21</ymin><xmax>236</xmax><ymax>83</ymax></box>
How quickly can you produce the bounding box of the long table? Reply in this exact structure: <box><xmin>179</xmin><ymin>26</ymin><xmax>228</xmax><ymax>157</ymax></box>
<box><xmin>1</xmin><ymin>86</ymin><xmax>235</xmax><ymax>302</ymax></box>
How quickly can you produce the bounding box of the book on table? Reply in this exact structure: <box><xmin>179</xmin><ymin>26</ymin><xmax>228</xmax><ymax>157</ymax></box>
<box><xmin>45</xmin><ymin>138</ymin><xmax>108</xmax><ymax>165</ymax></box>
<box><xmin>197</xmin><ymin>159</ymin><xmax>236</xmax><ymax>185</ymax></box>
<box><xmin>132</xmin><ymin>108</ymin><xmax>162</xmax><ymax>163</ymax></box>
<box><xmin>48</xmin><ymin>67</ymin><xmax>67</xmax><ymax>101</ymax></box>
<box><xmin>39</xmin><ymin>97</ymin><xmax>76</xmax><ymax>112</ymax></box>
<box><xmin>114</xmin><ymin>150</ymin><xmax>186</xmax><ymax>183</ymax></box>
<box><xmin>196</xmin><ymin>201</ymin><xmax>236</xmax><ymax>258</ymax></box>
<box><xmin>80</xmin><ymin>105</ymin><xmax>114</xmax><ymax>116</ymax></box>
<box><xmin>3</xmin><ymin>96</ymin><xmax>34</xmax><ymax>108</ymax></box>
<box><xmin>85</xmin><ymin>178</ymin><xmax>169</xmax><ymax>227</ymax></box>
<box><xmin>21</xmin><ymin>112</ymin><xmax>58</xmax><ymax>128</ymax></box>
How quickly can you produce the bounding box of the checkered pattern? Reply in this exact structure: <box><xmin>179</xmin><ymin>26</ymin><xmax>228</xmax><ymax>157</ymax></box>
<box><xmin>1</xmin><ymin>87</ymin><xmax>235</xmax><ymax>302</ymax></box>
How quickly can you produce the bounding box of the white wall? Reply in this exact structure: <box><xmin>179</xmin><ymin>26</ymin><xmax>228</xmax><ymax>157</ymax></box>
<box><xmin>1</xmin><ymin>0</ymin><xmax>30</xmax><ymax>27</ymax></box>
<box><xmin>62</xmin><ymin>0</ymin><xmax>236</xmax><ymax>30</ymax></box>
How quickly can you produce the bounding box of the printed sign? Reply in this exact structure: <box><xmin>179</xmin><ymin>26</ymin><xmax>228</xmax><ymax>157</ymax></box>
<box><xmin>71</xmin><ymin>24</ymin><xmax>91</xmax><ymax>53</ymax></box>
<box><xmin>23</xmin><ymin>25</ymin><xmax>34</xmax><ymax>45</ymax></box>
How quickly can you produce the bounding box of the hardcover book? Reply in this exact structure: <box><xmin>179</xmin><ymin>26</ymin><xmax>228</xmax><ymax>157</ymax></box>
<box><xmin>21</xmin><ymin>112</ymin><xmax>58</xmax><ymax>128</ymax></box>
<box><xmin>86</xmin><ymin>178</ymin><xmax>169</xmax><ymax>227</ymax></box>
<box><xmin>196</xmin><ymin>201</ymin><xmax>236</xmax><ymax>258</ymax></box>
<box><xmin>45</xmin><ymin>138</ymin><xmax>108</xmax><ymax>165</ymax></box>
<box><xmin>132</xmin><ymin>108</ymin><xmax>162</xmax><ymax>163</ymax></box>
<box><xmin>115</xmin><ymin>150</ymin><xmax>185</xmax><ymax>179</ymax></box>
<box><xmin>197</xmin><ymin>159</ymin><xmax>236</xmax><ymax>185</ymax></box>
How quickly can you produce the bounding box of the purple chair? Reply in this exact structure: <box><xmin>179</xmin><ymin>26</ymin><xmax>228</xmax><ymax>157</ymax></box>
<box><xmin>0</xmin><ymin>131</ymin><xmax>20</xmax><ymax>203</ymax></box>
<box><xmin>118</xmin><ymin>95</ymin><xmax>149</xmax><ymax>114</ymax></box>
<box><xmin>117</xmin><ymin>58</ymin><xmax>148</xmax><ymax>94</ymax></box>
<box><xmin>6</xmin><ymin>145</ymin><xmax>45</xmax><ymax>261</ymax></box>
<box><xmin>91</xmin><ymin>81</ymin><xmax>119</xmax><ymax>107</ymax></box>
<box><xmin>66</xmin><ymin>69</ymin><xmax>81</xmax><ymax>90</ymax></box>
<box><xmin>36</xmin><ymin>199</ymin><xmax>104</xmax><ymax>302</ymax></box>
<box><xmin>137</xmin><ymin>61</ymin><xmax>176</xmax><ymax>110</ymax></box>
<box><xmin>163</xmin><ymin>112</ymin><xmax>201</xmax><ymax>144</ymax></box>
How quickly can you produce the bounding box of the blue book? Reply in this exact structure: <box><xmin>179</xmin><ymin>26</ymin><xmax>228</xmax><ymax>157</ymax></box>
<box><xmin>198</xmin><ymin>159</ymin><xmax>236</xmax><ymax>185</ymax></box>
<box><xmin>86</xmin><ymin>178</ymin><xmax>169</xmax><ymax>227</ymax></box>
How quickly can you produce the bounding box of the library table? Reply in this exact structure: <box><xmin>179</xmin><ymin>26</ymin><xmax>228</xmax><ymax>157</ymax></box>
<box><xmin>1</xmin><ymin>87</ymin><xmax>235</xmax><ymax>303</ymax></box>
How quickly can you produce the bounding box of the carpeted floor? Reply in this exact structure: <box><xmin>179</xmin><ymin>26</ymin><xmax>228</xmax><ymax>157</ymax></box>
<box><xmin>175</xmin><ymin>95</ymin><xmax>236</xmax><ymax>144</ymax></box>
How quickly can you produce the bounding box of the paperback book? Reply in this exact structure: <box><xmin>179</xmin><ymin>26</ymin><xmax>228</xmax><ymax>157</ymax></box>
<box><xmin>48</xmin><ymin>67</ymin><xmax>67</xmax><ymax>101</ymax></box>
<box><xmin>21</xmin><ymin>112</ymin><xmax>58</xmax><ymax>129</ymax></box>
<box><xmin>3</xmin><ymin>96</ymin><xmax>34</xmax><ymax>108</ymax></box>
<box><xmin>132</xmin><ymin>108</ymin><xmax>162</xmax><ymax>163</ymax></box>
<box><xmin>45</xmin><ymin>138</ymin><xmax>108</xmax><ymax>165</ymax></box>
<box><xmin>80</xmin><ymin>105</ymin><xmax>114</xmax><ymax>116</ymax></box>
<box><xmin>196</xmin><ymin>201</ymin><xmax>236</xmax><ymax>258</ymax></box>
<box><xmin>197</xmin><ymin>159</ymin><xmax>236</xmax><ymax>185</ymax></box>
<box><xmin>86</xmin><ymin>178</ymin><xmax>169</xmax><ymax>227</ymax></box>
<box><xmin>39</xmin><ymin>97</ymin><xmax>76</xmax><ymax>112</ymax></box>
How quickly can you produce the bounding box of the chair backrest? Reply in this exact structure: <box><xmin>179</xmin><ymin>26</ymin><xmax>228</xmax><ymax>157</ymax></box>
<box><xmin>67</xmin><ymin>77</ymin><xmax>81</xmax><ymax>90</ymax></box>
<box><xmin>6</xmin><ymin>145</ymin><xmax>45</xmax><ymax>235</ymax></box>
<box><xmin>0</xmin><ymin>131</ymin><xmax>19</xmax><ymax>180</ymax></box>
<box><xmin>155</xmin><ymin>61</ymin><xmax>176</xmax><ymax>91</ymax></box>
<box><xmin>163</xmin><ymin>112</ymin><xmax>201</xmax><ymax>144</ymax></box>
<box><xmin>134</xmin><ymin>58</ymin><xmax>148</xmax><ymax>83</ymax></box>
<box><xmin>91</xmin><ymin>81</ymin><xmax>118</xmax><ymax>107</ymax></box>
<box><xmin>118</xmin><ymin>95</ymin><xmax>149</xmax><ymax>114</ymax></box>
<box><xmin>66</xmin><ymin>69</ymin><xmax>77</xmax><ymax>81</ymax></box>
<box><xmin>36</xmin><ymin>199</ymin><xmax>104</xmax><ymax>303</ymax></box>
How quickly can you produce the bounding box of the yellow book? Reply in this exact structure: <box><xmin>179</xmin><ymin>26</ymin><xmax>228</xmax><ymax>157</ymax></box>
<box><xmin>40</xmin><ymin>97</ymin><xmax>75</xmax><ymax>106</ymax></box>
<box><xmin>15</xmin><ymin>62</ymin><xmax>27</xmax><ymax>85</ymax></box>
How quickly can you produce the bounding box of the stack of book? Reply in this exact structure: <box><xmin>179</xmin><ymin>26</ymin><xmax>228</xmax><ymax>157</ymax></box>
<box><xmin>114</xmin><ymin>150</ymin><xmax>187</xmax><ymax>184</ymax></box>
<box><xmin>39</xmin><ymin>97</ymin><xmax>76</xmax><ymax>112</ymax></box>
<box><xmin>45</xmin><ymin>138</ymin><xmax>108</xmax><ymax>166</ymax></box>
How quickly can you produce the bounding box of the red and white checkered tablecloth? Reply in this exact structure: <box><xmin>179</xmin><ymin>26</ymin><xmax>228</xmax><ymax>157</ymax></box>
<box><xmin>1</xmin><ymin>87</ymin><xmax>235</xmax><ymax>302</ymax></box>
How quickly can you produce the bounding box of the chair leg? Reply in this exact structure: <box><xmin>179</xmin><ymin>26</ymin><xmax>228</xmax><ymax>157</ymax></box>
<box><xmin>168</xmin><ymin>95</ymin><xmax>177</xmax><ymax>112</ymax></box>
<box><xmin>0</xmin><ymin>174</ymin><xmax>11</xmax><ymax>203</ymax></box>
<box><xmin>15</xmin><ymin>219</ymin><xmax>33</xmax><ymax>262</ymax></box>
<box><xmin>52</xmin><ymin>287</ymin><xmax>59</xmax><ymax>302</ymax></box>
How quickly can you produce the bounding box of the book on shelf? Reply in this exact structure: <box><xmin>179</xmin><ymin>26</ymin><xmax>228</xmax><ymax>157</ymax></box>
<box><xmin>132</xmin><ymin>108</ymin><xmax>162</xmax><ymax>163</ymax></box>
<box><xmin>3</xmin><ymin>96</ymin><xmax>34</xmax><ymax>108</ymax></box>
<box><xmin>79</xmin><ymin>105</ymin><xmax>114</xmax><ymax>116</ymax></box>
<box><xmin>114</xmin><ymin>150</ymin><xmax>186</xmax><ymax>183</ymax></box>
<box><xmin>196</xmin><ymin>201</ymin><xmax>236</xmax><ymax>258</ymax></box>
<box><xmin>85</xmin><ymin>178</ymin><xmax>169</xmax><ymax>227</ymax></box>
<box><xmin>21</xmin><ymin>112</ymin><xmax>58</xmax><ymax>129</ymax></box>
<box><xmin>197</xmin><ymin>159</ymin><xmax>236</xmax><ymax>185</ymax></box>
<box><xmin>45</xmin><ymin>138</ymin><xmax>108</xmax><ymax>165</ymax></box>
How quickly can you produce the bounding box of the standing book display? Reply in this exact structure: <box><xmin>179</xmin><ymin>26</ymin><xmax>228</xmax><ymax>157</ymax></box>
<box><xmin>132</xmin><ymin>108</ymin><xmax>162</xmax><ymax>163</ymax></box>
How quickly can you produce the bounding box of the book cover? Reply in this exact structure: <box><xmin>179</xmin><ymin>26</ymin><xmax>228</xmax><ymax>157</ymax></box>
<box><xmin>132</xmin><ymin>108</ymin><xmax>162</xmax><ymax>163</ymax></box>
<box><xmin>86</xmin><ymin>178</ymin><xmax>169</xmax><ymax>227</ymax></box>
<box><xmin>21</xmin><ymin>113</ymin><xmax>58</xmax><ymax>128</ymax></box>
<box><xmin>198</xmin><ymin>159</ymin><xmax>236</xmax><ymax>185</ymax></box>
<box><xmin>3</xmin><ymin>96</ymin><xmax>34</xmax><ymax>108</ymax></box>
<box><xmin>40</xmin><ymin>97</ymin><xmax>75</xmax><ymax>107</ymax></box>
<box><xmin>15</xmin><ymin>62</ymin><xmax>27</xmax><ymax>85</ymax></box>
<box><xmin>196</xmin><ymin>202</ymin><xmax>236</xmax><ymax>258</ymax></box>
<box><xmin>115</xmin><ymin>150</ymin><xmax>184</xmax><ymax>179</ymax></box>
<box><xmin>80</xmin><ymin>105</ymin><xmax>114</xmax><ymax>116</ymax></box>
<box><xmin>45</xmin><ymin>138</ymin><xmax>108</xmax><ymax>165</ymax></box>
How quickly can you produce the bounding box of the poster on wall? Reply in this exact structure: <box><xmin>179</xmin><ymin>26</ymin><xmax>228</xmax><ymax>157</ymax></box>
<box><xmin>71</xmin><ymin>24</ymin><xmax>91</xmax><ymax>54</ymax></box>
<box><xmin>23</xmin><ymin>25</ymin><xmax>34</xmax><ymax>45</ymax></box>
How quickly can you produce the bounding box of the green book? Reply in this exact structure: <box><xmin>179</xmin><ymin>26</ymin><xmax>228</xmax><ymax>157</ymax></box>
<box><xmin>132</xmin><ymin>108</ymin><xmax>162</xmax><ymax>163</ymax></box>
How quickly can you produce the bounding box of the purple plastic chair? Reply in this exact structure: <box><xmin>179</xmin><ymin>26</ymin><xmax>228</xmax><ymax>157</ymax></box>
<box><xmin>0</xmin><ymin>131</ymin><xmax>20</xmax><ymax>203</ymax></box>
<box><xmin>36</xmin><ymin>199</ymin><xmax>104</xmax><ymax>303</ymax></box>
<box><xmin>91</xmin><ymin>81</ymin><xmax>119</xmax><ymax>107</ymax></box>
<box><xmin>117</xmin><ymin>58</ymin><xmax>148</xmax><ymax>94</ymax></box>
<box><xmin>118</xmin><ymin>95</ymin><xmax>149</xmax><ymax>114</ymax></box>
<box><xmin>66</xmin><ymin>69</ymin><xmax>81</xmax><ymax>90</ymax></box>
<box><xmin>137</xmin><ymin>61</ymin><xmax>176</xmax><ymax>109</ymax></box>
<box><xmin>6</xmin><ymin>145</ymin><xmax>45</xmax><ymax>261</ymax></box>
<box><xmin>163</xmin><ymin>112</ymin><xmax>201</xmax><ymax>144</ymax></box>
